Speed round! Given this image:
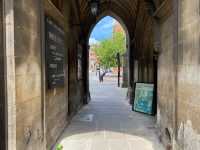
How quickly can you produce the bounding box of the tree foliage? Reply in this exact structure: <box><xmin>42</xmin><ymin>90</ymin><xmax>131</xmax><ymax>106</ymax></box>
<box><xmin>94</xmin><ymin>32</ymin><xmax>126</xmax><ymax>68</ymax></box>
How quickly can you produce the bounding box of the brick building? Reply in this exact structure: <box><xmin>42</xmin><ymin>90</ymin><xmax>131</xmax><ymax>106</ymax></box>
<box><xmin>113</xmin><ymin>21</ymin><xmax>124</xmax><ymax>33</ymax></box>
<box><xmin>89</xmin><ymin>48</ymin><xmax>99</xmax><ymax>72</ymax></box>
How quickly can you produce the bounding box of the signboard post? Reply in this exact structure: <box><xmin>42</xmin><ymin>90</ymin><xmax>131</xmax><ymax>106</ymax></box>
<box><xmin>45</xmin><ymin>16</ymin><xmax>65</xmax><ymax>88</ymax></box>
<box><xmin>133</xmin><ymin>83</ymin><xmax>155</xmax><ymax>115</ymax></box>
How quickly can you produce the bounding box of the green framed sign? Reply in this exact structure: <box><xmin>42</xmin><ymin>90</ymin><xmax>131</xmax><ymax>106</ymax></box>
<box><xmin>133</xmin><ymin>83</ymin><xmax>155</xmax><ymax>115</ymax></box>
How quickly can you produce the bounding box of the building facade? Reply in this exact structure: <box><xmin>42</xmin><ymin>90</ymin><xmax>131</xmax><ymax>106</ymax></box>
<box><xmin>89</xmin><ymin>47</ymin><xmax>98</xmax><ymax>72</ymax></box>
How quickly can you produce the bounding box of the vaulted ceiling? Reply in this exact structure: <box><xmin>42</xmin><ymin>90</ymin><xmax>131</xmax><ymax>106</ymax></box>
<box><xmin>78</xmin><ymin>0</ymin><xmax>149</xmax><ymax>34</ymax></box>
<box><xmin>74</xmin><ymin>0</ymin><xmax>156</xmax><ymax>54</ymax></box>
<box><xmin>66</xmin><ymin>0</ymin><xmax>173</xmax><ymax>58</ymax></box>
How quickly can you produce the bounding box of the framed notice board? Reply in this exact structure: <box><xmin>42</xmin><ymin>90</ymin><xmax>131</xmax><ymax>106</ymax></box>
<box><xmin>45</xmin><ymin>16</ymin><xmax>65</xmax><ymax>88</ymax></box>
<box><xmin>133</xmin><ymin>83</ymin><xmax>155</xmax><ymax>115</ymax></box>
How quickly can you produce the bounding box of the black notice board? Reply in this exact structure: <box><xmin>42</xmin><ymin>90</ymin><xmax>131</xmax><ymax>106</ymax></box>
<box><xmin>45</xmin><ymin>16</ymin><xmax>65</xmax><ymax>88</ymax></box>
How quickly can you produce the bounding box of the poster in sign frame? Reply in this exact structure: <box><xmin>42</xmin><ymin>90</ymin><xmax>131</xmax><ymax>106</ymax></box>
<box><xmin>133</xmin><ymin>82</ymin><xmax>155</xmax><ymax>115</ymax></box>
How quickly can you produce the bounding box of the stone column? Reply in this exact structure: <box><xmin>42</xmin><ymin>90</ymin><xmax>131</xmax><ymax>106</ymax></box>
<box><xmin>3</xmin><ymin>0</ymin><xmax>16</xmax><ymax>150</ymax></box>
<box><xmin>0</xmin><ymin>0</ymin><xmax>7</xmax><ymax>149</ymax></box>
<box><xmin>14</xmin><ymin>0</ymin><xmax>44</xmax><ymax>149</ymax></box>
<box><xmin>127</xmin><ymin>42</ymin><xmax>135</xmax><ymax>104</ymax></box>
<box><xmin>122</xmin><ymin>52</ymin><xmax>128</xmax><ymax>88</ymax></box>
<box><xmin>82</xmin><ymin>42</ymin><xmax>90</xmax><ymax>104</ymax></box>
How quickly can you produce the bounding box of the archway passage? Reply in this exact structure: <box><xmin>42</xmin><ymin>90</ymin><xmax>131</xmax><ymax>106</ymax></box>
<box><xmin>55</xmin><ymin>4</ymin><xmax>162</xmax><ymax>149</ymax></box>
<box><xmin>79</xmin><ymin>0</ymin><xmax>155</xmax><ymax>106</ymax></box>
<box><xmin>57</xmin><ymin>15</ymin><xmax>162</xmax><ymax>149</ymax></box>
<box><xmin>4</xmin><ymin>0</ymin><xmax>198</xmax><ymax>150</ymax></box>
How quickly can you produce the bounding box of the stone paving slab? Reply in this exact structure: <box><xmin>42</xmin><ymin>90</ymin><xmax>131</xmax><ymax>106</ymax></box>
<box><xmin>55</xmin><ymin>74</ymin><xmax>164</xmax><ymax>150</ymax></box>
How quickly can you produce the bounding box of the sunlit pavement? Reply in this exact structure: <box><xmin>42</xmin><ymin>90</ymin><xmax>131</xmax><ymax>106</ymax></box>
<box><xmin>56</xmin><ymin>73</ymin><xmax>164</xmax><ymax>150</ymax></box>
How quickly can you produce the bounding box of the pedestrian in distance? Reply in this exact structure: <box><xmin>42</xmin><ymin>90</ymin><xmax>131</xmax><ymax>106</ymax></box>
<box><xmin>99</xmin><ymin>71</ymin><xmax>107</xmax><ymax>83</ymax></box>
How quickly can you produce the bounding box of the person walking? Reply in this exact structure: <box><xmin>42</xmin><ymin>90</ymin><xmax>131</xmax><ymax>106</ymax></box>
<box><xmin>99</xmin><ymin>71</ymin><xmax>107</xmax><ymax>83</ymax></box>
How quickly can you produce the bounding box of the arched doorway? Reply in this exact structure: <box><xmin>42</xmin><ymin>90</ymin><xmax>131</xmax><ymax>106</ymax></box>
<box><xmin>88</xmin><ymin>15</ymin><xmax>129</xmax><ymax>102</ymax></box>
<box><xmin>56</xmin><ymin>8</ymin><xmax>162</xmax><ymax>149</ymax></box>
<box><xmin>86</xmin><ymin>13</ymin><xmax>132</xmax><ymax>103</ymax></box>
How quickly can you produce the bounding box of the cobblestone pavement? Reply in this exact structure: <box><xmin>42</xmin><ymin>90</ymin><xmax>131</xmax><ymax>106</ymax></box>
<box><xmin>56</xmin><ymin>73</ymin><xmax>164</xmax><ymax>150</ymax></box>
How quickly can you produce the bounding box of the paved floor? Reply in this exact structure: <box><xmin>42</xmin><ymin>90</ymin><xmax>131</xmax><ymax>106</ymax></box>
<box><xmin>56</xmin><ymin>73</ymin><xmax>164</xmax><ymax>150</ymax></box>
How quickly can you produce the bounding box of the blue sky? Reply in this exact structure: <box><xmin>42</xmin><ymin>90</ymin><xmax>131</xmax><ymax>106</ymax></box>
<box><xmin>89</xmin><ymin>16</ymin><xmax>114</xmax><ymax>45</ymax></box>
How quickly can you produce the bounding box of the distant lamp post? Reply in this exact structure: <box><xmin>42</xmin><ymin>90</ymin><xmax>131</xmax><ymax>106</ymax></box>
<box><xmin>90</xmin><ymin>0</ymin><xmax>99</xmax><ymax>16</ymax></box>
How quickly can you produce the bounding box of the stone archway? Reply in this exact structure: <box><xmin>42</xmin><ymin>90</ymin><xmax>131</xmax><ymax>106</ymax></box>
<box><xmin>78</xmin><ymin>0</ymin><xmax>155</xmax><ymax>104</ymax></box>
<box><xmin>86</xmin><ymin>12</ymin><xmax>131</xmax><ymax>98</ymax></box>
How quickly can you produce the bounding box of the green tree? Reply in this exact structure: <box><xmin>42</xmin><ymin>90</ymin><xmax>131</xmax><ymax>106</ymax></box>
<box><xmin>94</xmin><ymin>32</ymin><xmax>126</xmax><ymax>68</ymax></box>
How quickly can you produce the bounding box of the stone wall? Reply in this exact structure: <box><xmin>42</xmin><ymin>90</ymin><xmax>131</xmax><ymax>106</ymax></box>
<box><xmin>157</xmin><ymin>14</ymin><xmax>176</xmax><ymax>147</ymax></box>
<box><xmin>0</xmin><ymin>0</ymin><xmax>7</xmax><ymax>149</ymax></box>
<box><xmin>176</xmin><ymin>0</ymin><xmax>200</xmax><ymax>149</ymax></box>
<box><xmin>13</xmin><ymin>0</ymin><xmax>72</xmax><ymax>149</ymax></box>
<box><xmin>67</xmin><ymin>2</ymin><xmax>85</xmax><ymax>118</ymax></box>
<box><xmin>44</xmin><ymin>0</ymin><xmax>70</xmax><ymax>149</ymax></box>
<box><xmin>14</xmin><ymin>0</ymin><xmax>43</xmax><ymax>149</ymax></box>
<box><xmin>68</xmin><ymin>32</ymin><xmax>80</xmax><ymax>117</ymax></box>
<box><xmin>157</xmin><ymin>0</ymin><xmax>200</xmax><ymax>149</ymax></box>
<box><xmin>12</xmin><ymin>0</ymin><xmax>87</xmax><ymax>148</ymax></box>
<box><xmin>68</xmin><ymin>33</ymin><xmax>84</xmax><ymax>117</ymax></box>
<box><xmin>133</xmin><ymin>4</ymin><xmax>155</xmax><ymax>85</ymax></box>
<box><xmin>4</xmin><ymin>0</ymin><xmax>17</xmax><ymax>149</ymax></box>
